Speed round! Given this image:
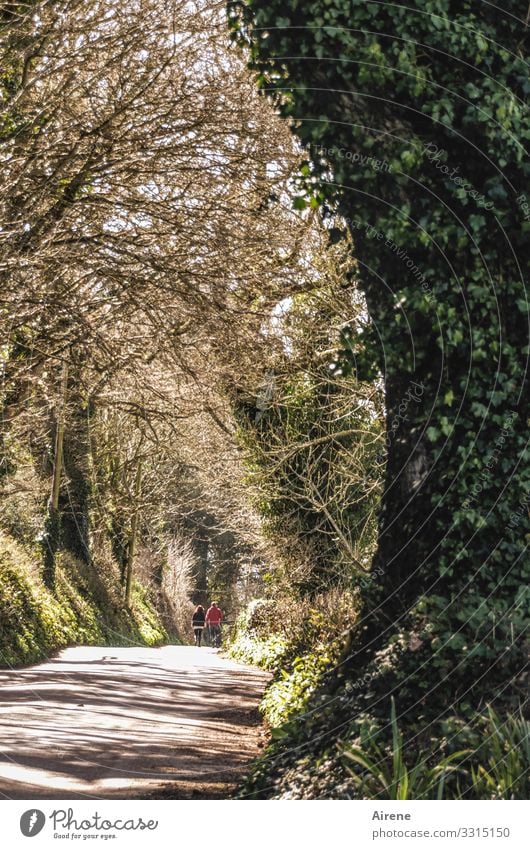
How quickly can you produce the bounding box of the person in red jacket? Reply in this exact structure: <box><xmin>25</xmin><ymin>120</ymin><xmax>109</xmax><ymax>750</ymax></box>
<box><xmin>205</xmin><ymin>602</ymin><xmax>223</xmax><ymax>647</ymax></box>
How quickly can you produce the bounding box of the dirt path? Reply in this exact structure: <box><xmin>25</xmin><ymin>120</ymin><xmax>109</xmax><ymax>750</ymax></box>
<box><xmin>0</xmin><ymin>645</ymin><xmax>271</xmax><ymax>799</ymax></box>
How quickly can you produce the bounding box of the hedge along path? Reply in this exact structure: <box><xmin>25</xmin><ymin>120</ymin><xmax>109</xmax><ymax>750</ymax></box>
<box><xmin>0</xmin><ymin>645</ymin><xmax>270</xmax><ymax>799</ymax></box>
<box><xmin>229</xmin><ymin>0</ymin><xmax>530</xmax><ymax>727</ymax></box>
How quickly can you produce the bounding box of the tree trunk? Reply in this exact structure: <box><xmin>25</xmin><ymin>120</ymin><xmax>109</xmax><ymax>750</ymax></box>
<box><xmin>125</xmin><ymin>459</ymin><xmax>143</xmax><ymax>607</ymax></box>
<box><xmin>42</xmin><ymin>357</ymin><xmax>68</xmax><ymax>589</ymax></box>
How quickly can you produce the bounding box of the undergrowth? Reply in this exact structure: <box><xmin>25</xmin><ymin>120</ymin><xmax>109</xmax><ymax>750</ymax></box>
<box><xmin>238</xmin><ymin>687</ymin><xmax>529</xmax><ymax>801</ymax></box>
<box><xmin>0</xmin><ymin>531</ymin><xmax>167</xmax><ymax>668</ymax></box>
<box><xmin>229</xmin><ymin>595</ymin><xmax>350</xmax><ymax>728</ymax></box>
<box><xmin>231</xmin><ymin>597</ymin><xmax>529</xmax><ymax>801</ymax></box>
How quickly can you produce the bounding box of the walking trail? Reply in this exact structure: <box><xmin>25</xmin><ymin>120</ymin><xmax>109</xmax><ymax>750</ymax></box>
<box><xmin>0</xmin><ymin>645</ymin><xmax>271</xmax><ymax>799</ymax></box>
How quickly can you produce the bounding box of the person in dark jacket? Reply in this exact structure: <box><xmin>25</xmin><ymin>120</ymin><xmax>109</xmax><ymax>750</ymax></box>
<box><xmin>192</xmin><ymin>605</ymin><xmax>205</xmax><ymax>646</ymax></box>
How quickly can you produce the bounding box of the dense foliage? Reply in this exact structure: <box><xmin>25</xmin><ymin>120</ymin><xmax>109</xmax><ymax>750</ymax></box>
<box><xmin>228</xmin><ymin>0</ymin><xmax>529</xmax><ymax>797</ymax></box>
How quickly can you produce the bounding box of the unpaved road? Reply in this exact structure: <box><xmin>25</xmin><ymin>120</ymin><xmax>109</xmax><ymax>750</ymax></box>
<box><xmin>0</xmin><ymin>645</ymin><xmax>270</xmax><ymax>799</ymax></box>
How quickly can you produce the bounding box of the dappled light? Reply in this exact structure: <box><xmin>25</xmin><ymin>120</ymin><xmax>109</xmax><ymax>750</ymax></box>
<box><xmin>0</xmin><ymin>647</ymin><xmax>269</xmax><ymax>799</ymax></box>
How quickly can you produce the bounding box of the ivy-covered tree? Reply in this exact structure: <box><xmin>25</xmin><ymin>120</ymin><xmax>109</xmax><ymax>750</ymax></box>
<box><xmin>229</xmin><ymin>0</ymin><xmax>529</xmax><ymax>737</ymax></box>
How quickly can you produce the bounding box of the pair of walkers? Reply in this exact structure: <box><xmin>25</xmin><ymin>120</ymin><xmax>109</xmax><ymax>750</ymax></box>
<box><xmin>192</xmin><ymin>602</ymin><xmax>223</xmax><ymax>647</ymax></box>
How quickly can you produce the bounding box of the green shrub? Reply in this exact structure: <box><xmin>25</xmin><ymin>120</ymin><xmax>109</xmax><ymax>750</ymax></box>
<box><xmin>262</xmin><ymin>647</ymin><xmax>337</xmax><ymax>728</ymax></box>
<box><xmin>230</xmin><ymin>595</ymin><xmax>347</xmax><ymax>730</ymax></box>
<box><xmin>467</xmin><ymin>708</ymin><xmax>530</xmax><ymax>800</ymax></box>
<box><xmin>244</xmin><ymin>598</ymin><xmax>278</xmax><ymax>636</ymax></box>
<box><xmin>341</xmin><ymin>698</ymin><xmax>470</xmax><ymax>800</ymax></box>
<box><xmin>340</xmin><ymin>702</ymin><xmax>529</xmax><ymax>800</ymax></box>
<box><xmin>231</xmin><ymin>631</ymin><xmax>289</xmax><ymax>672</ymax></box>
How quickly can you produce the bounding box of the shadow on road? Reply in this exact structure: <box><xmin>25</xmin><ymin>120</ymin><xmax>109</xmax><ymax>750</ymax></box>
<box><xmin>0</xmin><ymin>646</ymin><xmax>270</xmax><ymax>799</ymax></box>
